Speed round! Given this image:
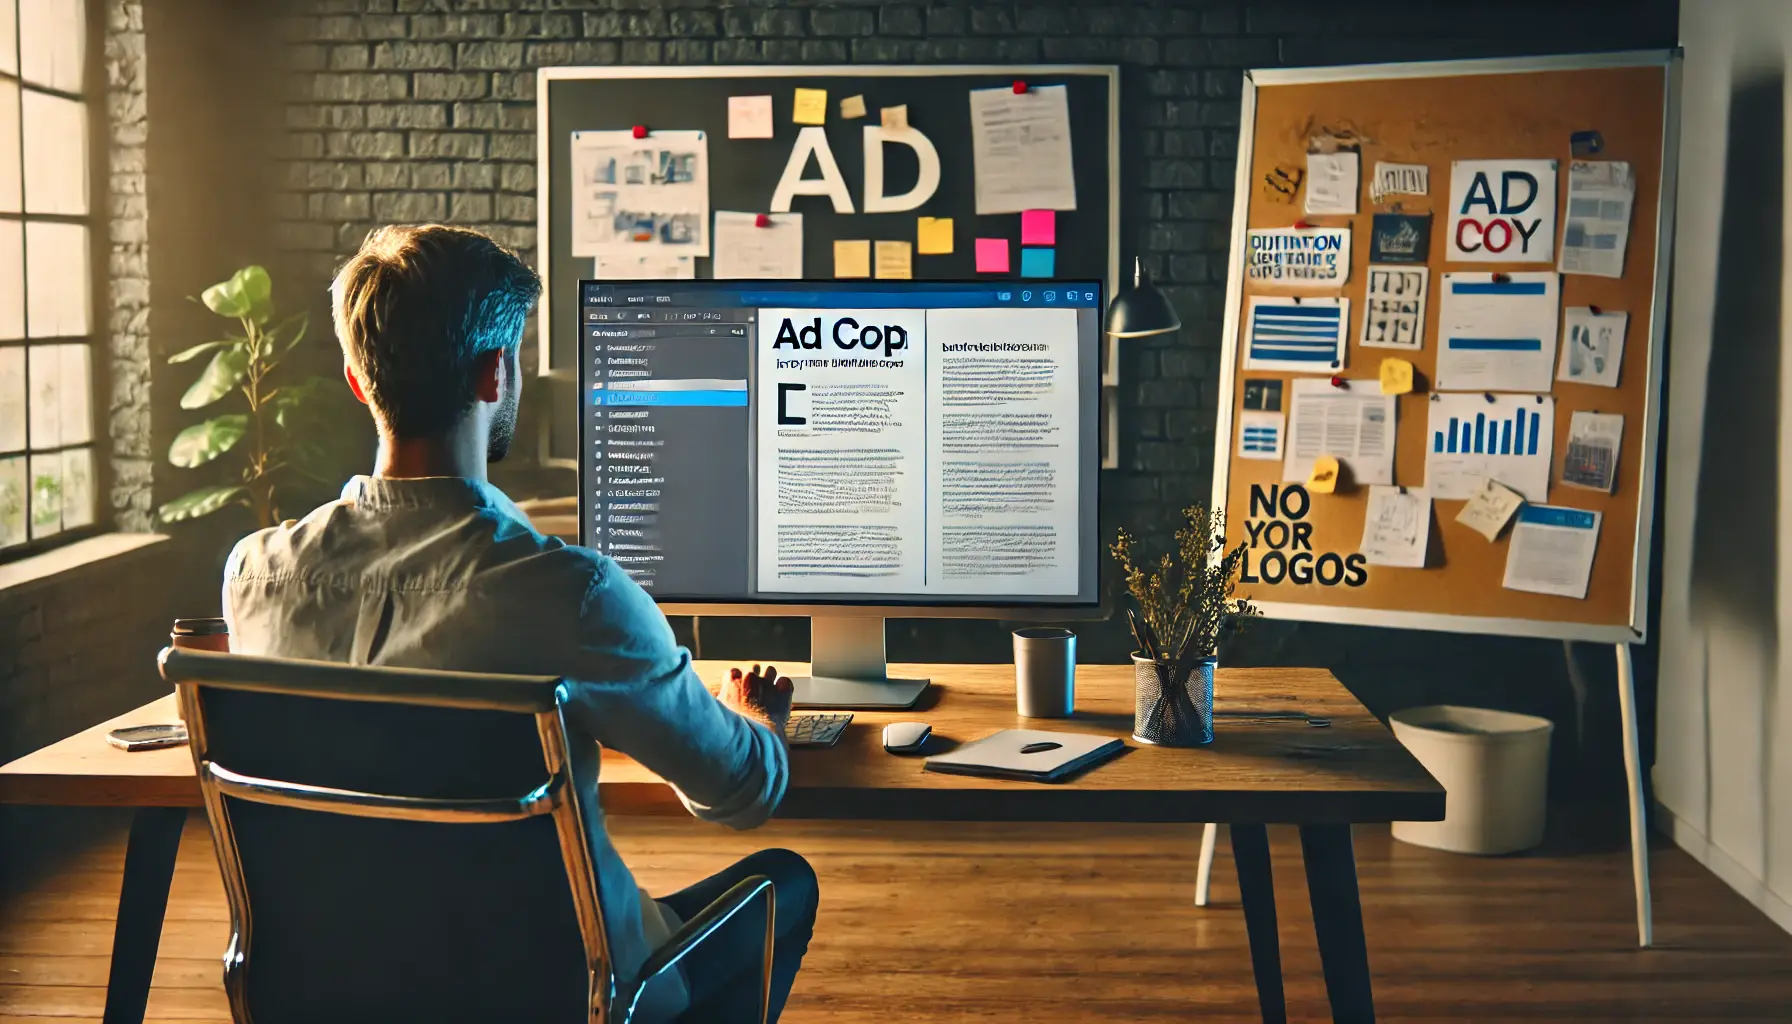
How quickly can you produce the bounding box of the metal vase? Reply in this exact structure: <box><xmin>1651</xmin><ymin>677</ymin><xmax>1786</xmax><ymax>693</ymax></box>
<box><xmin>1132</xmin><ymin>653</ymin><xmax>1215</xmax><ymax>747</ymax></box>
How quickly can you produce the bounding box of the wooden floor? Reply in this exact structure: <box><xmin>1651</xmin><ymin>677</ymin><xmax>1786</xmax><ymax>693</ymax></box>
<box><xmin>2</xmin><ymin>812</ymin><xmax>1790</xmax><ymax>1022</ymax></box>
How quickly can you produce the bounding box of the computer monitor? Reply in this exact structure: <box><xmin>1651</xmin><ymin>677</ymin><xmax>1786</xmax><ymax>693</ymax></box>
<box><xmin>578</xmin><ymin>279</ymin><xmax>1103</xmax><ymax>707</ymax></box>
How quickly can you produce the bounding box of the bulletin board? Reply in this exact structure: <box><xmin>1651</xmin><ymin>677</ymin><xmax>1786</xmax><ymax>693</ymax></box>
<box><xmin>1211</xmin><ymin>51</ymin><xmax>1681</xmax><ymax>644</ymax></box>
<box><xmin>536</xmin><ymin>65</ymin><xmax>1120</xmax><ymax>465</ymax></box>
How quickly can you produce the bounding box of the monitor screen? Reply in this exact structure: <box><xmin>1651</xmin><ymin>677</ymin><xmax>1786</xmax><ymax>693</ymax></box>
<box><xmin>578</xmin><ymin>280</ymin><xmax>1102</xmax><ymax>607</ymax></box>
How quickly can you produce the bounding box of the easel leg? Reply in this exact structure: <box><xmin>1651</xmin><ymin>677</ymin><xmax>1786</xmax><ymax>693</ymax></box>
<box><xmin>1615</xmin><ymin>642</ymin><xmax>1654</xmax><ymax>947</ymax></box>
<box><xmin>1195</xmin><ymin>822</ymin><xmax>1218</xmax><ymax>906</ymax></box>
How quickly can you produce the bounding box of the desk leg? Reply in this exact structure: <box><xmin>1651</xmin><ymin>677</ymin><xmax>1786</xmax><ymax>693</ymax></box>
<box><xmin>102</xmin><ymin>807</ymin><xmax>187</xmax><ymax>1024</ymax></box>
<box><xmin>1194</xmin><ymin>822</ymin><xmax>1218</xmax><ymax>906</ymax></box>
<box><xmin>1230</xmin><ymin>823</ymin><xmax>1286</xmax><ymax>1024</ymax></box>
<box><xmin>1299</xmin><ymin>824</ymin><xmax>1374</xmax><ymax>1024</ymax></box>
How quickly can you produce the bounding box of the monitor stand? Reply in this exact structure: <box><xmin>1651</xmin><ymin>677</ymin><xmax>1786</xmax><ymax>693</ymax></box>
<box><xmin>791</xmin><ymin>615</ymin><xmax>930</xmax><ymax>710</ymax></box>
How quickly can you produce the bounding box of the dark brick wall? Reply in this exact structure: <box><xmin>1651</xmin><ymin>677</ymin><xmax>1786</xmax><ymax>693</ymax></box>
<box><xmin>259</xmin><ymin>0</ymin><xmax>1678</xmax><ymax>795</ymax></box>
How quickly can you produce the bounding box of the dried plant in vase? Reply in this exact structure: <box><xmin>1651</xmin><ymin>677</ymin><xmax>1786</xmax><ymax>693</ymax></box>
<box><xmin>1110</xmin><ymin>505</ymin><xmax>1259</xmax><ymax>746</ymax></box>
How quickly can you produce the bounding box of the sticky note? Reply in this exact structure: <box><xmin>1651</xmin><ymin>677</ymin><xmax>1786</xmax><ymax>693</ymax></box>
<box><xmin>974</xmin><ymin>238</ymin><xmax>1010</xmax><ymax>273</ymax></box>
<box><xmin>840</xmin><ymin>94</ymin><xmax>867</xmax><ymax>120</ymax></box>
<box><xmin>727</xmin><ymin>95</ymin><xmax>774</xmax><ymax>139</ymax></box>
<box><xmin>1020</xmin><ymin>247</ymin><xmax>1055</xmax><ymax>278</ymax></box>
<box><xmin>833</xmin><ymin>240</ymin><xmax>870</xmax><ymax>279</ymax></box>
<box><xmin>916</xmin><ymin>217</ymin><xmax>953</xmax><ymax>255</ymax></box>
<box><xmin>1307</xmin><ymin>455</ymin><xmax>1340</xmax><ymax>494</ymax></box>
<box><xmin>1020</xmin><ymin>209</ymin><xmax>1056</xmax><ymax>246</ymax></box>
<box><xmin>793</xmin><ymin>88</ymin><xmax>828</xmax><ymax>126</ymax></box>
<box><xmin>1379</xmin><ymin>357</ymin><xmax>1414</xmax><ymax>395</ymax></box>
<box><xmin>875</xmin><ymin>240</ymin><xmax>913</xmax><ymax>280</ymax></box>
<box><xmin>881</xmin><ymin>104</ymin><xmax>908</xmax><ymax>130</ymax></box>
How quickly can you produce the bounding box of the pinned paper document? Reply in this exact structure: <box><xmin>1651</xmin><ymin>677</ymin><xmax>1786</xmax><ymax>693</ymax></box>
<box><xmin>1370</xmin><ymin>162</ymin><xmax>1428</xmax><ymax>203</ymax></box>
<box><xmin>728</xmin><ymin>95</ymin><xmax>774</xmax><ymax>139</ymax></box>
<box><xmin>1307</xmin><ymin>455</ymin><xmax>1341</xmax><ymax>493</ymax></box>
<box><xmin>1435</xmin><ymin>272</ymin><xmax>1560</xmax><ymax>392</ymax></box>
<box><xmin>1238</xmin><ymin>411</ymin><xmax>1284</xmax><ymax>461</ymax></box>
<box><xmin>881</xmin><ymin>104</ymin><xmax>908</xmax><ymax>131</ymax></box>
<box><xmin>1020</xmin><ymin>209</ymin><xmax>1056</xmax><ymax>246</ymax></box>
<box><xmin>840</xmin><ymin>94</ymin><xmax>867</xmax><ymax>120</ymax></box>
<box><xmin>917</xmin><ymin>216</ymin><xmax>954</xmax><ymax>255</ymax></box>
<box><xmin>712</xmin><ymin>211</ymin><xmax>802</xmax><ymax>279</ymax></box>
<box><xmin>969</xmin><ymin>83</ymin><xmax>1076</xmax><ymax>214</ymax></box>
<box><xmin>793</xmin><ymin>88</ymin><xmax>828</xmax><ymax>126</ymax></box>
<box><xmin>570</xmin><ymin>130</ymin><xmax>709</xmax><ymax>258</ymax></box>
<box><xmin>1426</xmin><ymin>394</ymin><xmax>1553</xmax><ymax>502</ymax></box>
<box><xmin>1360</xmin><ymin>486</ymin><xmax>1431</xmax><ymax>567</ymax></box>
<box><xmin>1360</xmin><ymin>266</ymin><xmax>1427</xmax><ymax>350</ymax></box>
<box><xmin>1561</xmin><ymin>411</ymin><xmax>1623</xmax><ymax>492</ymax></box>
<box><xmin>1455</xmin><ymin>477</ymin><xmax>1524</xmax><ymax>541</ymax></box>
<box><xmin>1503</xmin><ymin>505</ymin><xmax>1601</xmax><ymax>599</ymax></box>
<box><xmin>1283</xmin><ymin>379</ymin><xmax>1394</xmax><ymax>487</ymax></box>
<box><xmin>1305</xmin><ymin>151</ymin><xmax>1359</xmax><ymax>215</ymax></box>
<box><xmin>975</xmin><ymin>238</ymin><xmax>1010</xmax><ymax>273</ymax></box>
<box><xmin>1244</xmin><ymin>296</ymin><xmax>1348</xmax><ymax>372</ymax></box>
<box><xmin>875</xmin><ymin>240</ymin><xmax>913</xmax><ymax>280</ymax></box>
<box><xmin>1557</xmin><ymin>307</ymin><xmax>1626</xmax><ymax>388</ymax></box>
<box><xmin>1559</xmin><ymin>161</ymin><xmax>1634</xmax><ymax>278</ymax></box>
<box><xmin>833</xmin><ymin>239</ymin><xmax>870</xmax><ymax>278</ymax></box>
<box><xmin>1379</xmin><ymin>358</ymin><xmax>1414</xmax><ymax>395</ymax></box>
<box><xmin>1020</xmin><ymin>248</ymin><xmax>1055</xmax><ymax>278</ymax></box>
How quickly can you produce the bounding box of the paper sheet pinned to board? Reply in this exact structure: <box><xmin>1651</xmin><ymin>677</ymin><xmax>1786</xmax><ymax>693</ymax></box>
<box><xmin>1370</xmin><ymin>161</ymin><xmax>1428</xmax><ymax>203</ymax></box>
<box><xmin>570</xmin><ymin>130</ymin><xmax>710</xmax><ymax>258</ymax></box>
<box><xmin>968</xmin><ymin>84</ymin><xmax>1076</xmax><ymax>214</ymax></box>
<box><xmin>1282</xmin><ymin>378</ymin><xmax>1394</xmax><ymax>487</ymax></box>
<box><xmin>712</xmin><ymin>211</ymin><xmax>803</xmax><ymax>279</ymax></box>
<box><xmin>1557</xmin><ymin>307</ymin><xmax>1627</xmax><ymax>388</ymax></box>
<box><xmin>1360</xmin><ymin>486</ymin><xmax>1430</xmax><ymax>568</ymax></box>
<box><xmin>1559</xmin><ymin>160</ymin><xmax>1634</xmax><ymax>278</ymax></box>
<box><xmin>1425</xmin><ymin>393</ymin><xmax>1553</xmax><ymax>502</ymax></box>
<box><xmin>591</xmin><ymin>254</ymin><xmax>695</xmax><ymax>280</ymax></box>
<box><xmin>1503</xmin><ymin>505</ymin><xmax>1601</xmax><ymax>599</ymax></box>
<box><xmin>1434</xmin><ymin>272</ymin><xmax>1559</xmax><ymax>392</ymax></box>
<box><xmin>1561</xmin><ymin>411</ymin><xmax>1623</xmax><ymax>492</ymax></box>
<box><xmin>1305</xmin><ymin>151</ymin><xmax>1359</xmax><ymax>215</ymax></box>
<box><xmin>1359</xmin><ymin>265</ymin><xmax>1427</xmax><ymax>350</ymax></box>
<box><xmin>1237</xmin><ymin>410</ymin><xmax>1284</xmax><ymax>460</ymax></box>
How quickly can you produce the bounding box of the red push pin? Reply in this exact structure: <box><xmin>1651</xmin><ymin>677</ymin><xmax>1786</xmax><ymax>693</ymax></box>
<box><xmin>1589</xmin><ymin>304</ymin><xmax>1602</xmax><ymax>315</ymax></box>
<box><xmin>1491</xmin><ymin>272</ymin><xmax>1510</xmax><ymax>283</ymax></box>
<box><xmin>754</xmin><ymin>213</ymin><xmax>771</xmax><ymax>228</ymax></box>
<box><xmin>632</xmin><ymin>125</ymin><xmax>648</xmax><ymax>139</ymax></box>
<box><xmin>1012</xmin><ymin>80</ymin><xmax>1028</xmax><ymax>94</ymax></box>
<box><xmin>1330</xmin><ymin>375</ymin><xmax>1348</xmax><ymax>389</ymax></box>
<box><xmin>1293</xmin><ymin>219</ymin><xmax>1313</xmax><ymax>230</ymax></box>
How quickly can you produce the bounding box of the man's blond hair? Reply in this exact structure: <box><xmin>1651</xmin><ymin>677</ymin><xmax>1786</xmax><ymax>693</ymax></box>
<box><xmin>331</xmin><ymin>224</ymin><xmax>540</xmax><ymax>438</ymax></box>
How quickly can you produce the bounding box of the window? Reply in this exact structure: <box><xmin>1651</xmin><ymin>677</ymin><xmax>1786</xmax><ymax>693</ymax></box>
<box><xmin>0</xmin><ymin>0</ymin><xmax>94</xmax><ymax>555</ymax></box>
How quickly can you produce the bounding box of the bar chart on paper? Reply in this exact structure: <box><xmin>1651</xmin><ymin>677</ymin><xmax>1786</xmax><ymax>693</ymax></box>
<box><xmin>1425</xmin><ymin>393</ymin><xmax>1554</xmax><ymax>502</ymax></box>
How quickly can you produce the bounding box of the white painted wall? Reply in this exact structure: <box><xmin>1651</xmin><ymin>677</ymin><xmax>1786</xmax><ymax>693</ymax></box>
<box><xmin>1660</xmin><ymin>0</ymin><xmax>1792</xmax><ymax>935</ymax></box>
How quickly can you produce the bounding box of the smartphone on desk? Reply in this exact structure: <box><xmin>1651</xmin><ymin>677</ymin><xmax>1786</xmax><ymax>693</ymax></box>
<box><xmin>106</xmin><ymin>724</ymin><xmax>189</xmax><ymax>752</ymax></box>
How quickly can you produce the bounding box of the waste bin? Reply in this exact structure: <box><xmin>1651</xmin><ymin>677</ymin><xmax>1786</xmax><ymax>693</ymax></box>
<box><xmin>1390</xmin><ymin>705</ymin><xmax>1554</xmax><ymax>855</ymax></box>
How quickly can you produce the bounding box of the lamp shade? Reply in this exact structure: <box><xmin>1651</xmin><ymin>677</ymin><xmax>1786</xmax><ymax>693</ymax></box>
<box><xmin>1103</xmin><ymin>258</ymin><xmax>1181</xmax><ymax>338</ymax></box>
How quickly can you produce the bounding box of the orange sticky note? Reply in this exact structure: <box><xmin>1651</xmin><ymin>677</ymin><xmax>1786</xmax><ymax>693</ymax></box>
<box><xmin>840</xmin><ymin>94</ymin><xmax>867</xmax><ymax>120</ymax></box>
<box><xmin>917</xmin><ymin>217</ymin><xmax>954</xmax><ymax>255</ymax></box>
<box><xmin>881</xmin><ymin>104</ymin><xmax>908</xmax><ymax>130</ymax></box>
<box><xmin>975</xmin><ymin>238</ymin><xmax>1009</xmax><ymax>273</ymax></box>
<box><xmin>874</xmin><ymin>240</ymin><xmax>913</xmax><ymax>280</ymax></box>
<box><xmin>1307</xmin><ymin>455</ymin><xmax>1340</xmax><ymax>494</ymax></box>
<box><xmin>793</xmin><ymin>88</ymin><xmax>827</xmax><ymax>126</ymax></box>
<box><xmin>833</xmin><ymin>239</ymin><xmax>870</xmax><ymax>278</ymax></box>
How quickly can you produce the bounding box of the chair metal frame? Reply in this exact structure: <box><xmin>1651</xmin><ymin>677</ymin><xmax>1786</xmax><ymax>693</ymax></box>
<box><xmin>159</xmin><ymin>647</ymin><xmax>776</xmax><ymax>1024</ymax></box>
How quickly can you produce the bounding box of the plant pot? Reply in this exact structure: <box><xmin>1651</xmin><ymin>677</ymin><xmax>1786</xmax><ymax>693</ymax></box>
<box><xmin>1131</xmin><ymin>653</ymin><xmax>1215</xmax><ymax>747</ymax></box>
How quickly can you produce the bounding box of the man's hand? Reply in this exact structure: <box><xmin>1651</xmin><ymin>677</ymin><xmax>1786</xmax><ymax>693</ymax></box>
<box><xmin>721</xmin><ymin>664</ymin><xmax>794</xmax><ymax>736</ymax></box>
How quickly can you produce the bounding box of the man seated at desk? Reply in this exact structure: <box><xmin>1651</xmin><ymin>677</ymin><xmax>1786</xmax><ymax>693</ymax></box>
<box><xmin>222</xmin><ymin>223</ymin><xmax>816</xmax><ymax>1023</ymax></box>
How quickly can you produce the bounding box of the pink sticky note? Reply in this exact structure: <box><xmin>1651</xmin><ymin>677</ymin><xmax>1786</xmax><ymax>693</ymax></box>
<box><xmin>1020</xmin><ymin>209</ymin><xmax>1056</xmax><ymax>246</ymax></box>
<box><xmin>975</xmin><ymin>237</ymin><xmax>1010</xmax><ymax>273</ymax></box>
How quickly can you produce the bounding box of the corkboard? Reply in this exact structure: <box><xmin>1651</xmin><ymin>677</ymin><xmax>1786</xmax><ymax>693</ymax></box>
<box><xmin>1212</xmin><ymin>56</ymin><xmax>1676</xmax><ymax>643</ymax></box>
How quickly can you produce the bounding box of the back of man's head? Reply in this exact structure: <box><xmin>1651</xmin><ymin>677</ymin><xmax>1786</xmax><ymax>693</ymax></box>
<box><xmin>332</xmin><ymin>224</ymin><xmax>541</xmax><ymax>438</ymax></box>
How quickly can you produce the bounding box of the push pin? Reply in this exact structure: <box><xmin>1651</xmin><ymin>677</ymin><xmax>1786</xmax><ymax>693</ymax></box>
<box><xmin>754</xmin><ymin>213</ymin><xmax>771</xmax><ymax>228</ymax></box>
<box><xmin>1483</xmin><ymin>392</ymin><xmax>1496</xmax><ymax>403</ymax></box>
<box><xmin>1293</xmin><ymin>218</ymin><xmax>1313</xmax><ymax>230</ymax></box>
<box><xmin>1491</xmin><ymin>272</ymin><xmax>1511</xmax><ymax>283</ymax></box>
<box><xmin>1012</xmin><ymin>80</ymin><xmax>1028</xmax><ymax>94</ymax></box>
<box><xmin>1589</xmin><ymin>304</ymin><xmax>1602</xmax><ymax>315</ymax></box>
<box><xmin>632</xmin><ymin>125</ymin><xmax>648</xmax><ymax>139</ymax></box>
<box><xmin>1330</xmin><ymin>375</ymin><xmax>1348</xmax><ymax>389</ymax></box>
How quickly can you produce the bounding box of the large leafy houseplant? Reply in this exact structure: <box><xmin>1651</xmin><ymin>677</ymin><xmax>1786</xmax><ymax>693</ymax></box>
<box><xmin>158</xmin><ymin>266</ymin><xmax>336</xmax><ymax>529</ymax></box>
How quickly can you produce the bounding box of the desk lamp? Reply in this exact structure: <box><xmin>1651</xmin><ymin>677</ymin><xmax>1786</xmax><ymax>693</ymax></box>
<box><xmin>1103</xmin><ymin>257</ymin><xmax>1181</xmax><ymax>338</ymax></box>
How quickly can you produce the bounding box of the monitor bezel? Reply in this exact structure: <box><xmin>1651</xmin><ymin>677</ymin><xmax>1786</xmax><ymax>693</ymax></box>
<box><xmin>575</xmin><ymin>277</ymin><xmax>1106</xmax><ymax>618</ymax></box>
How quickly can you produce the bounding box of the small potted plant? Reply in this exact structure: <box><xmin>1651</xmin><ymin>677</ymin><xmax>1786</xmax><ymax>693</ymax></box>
<box><xmin>1111</xmin><ymin>505</ymin><xmax>1258</xmax><ymax>746</ymax></box>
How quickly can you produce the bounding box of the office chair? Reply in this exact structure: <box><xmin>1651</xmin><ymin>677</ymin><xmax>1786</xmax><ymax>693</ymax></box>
<box><xmin>159</xmin><ymin>647</ymin><xmax>775</xmax><ymax>1024</ymax></box>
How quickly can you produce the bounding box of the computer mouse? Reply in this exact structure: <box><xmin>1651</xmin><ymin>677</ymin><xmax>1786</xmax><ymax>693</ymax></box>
<box><xmin>882</xmin><ymin>721</ymin><xmax>932</xmax><ymax>754</ymax></box>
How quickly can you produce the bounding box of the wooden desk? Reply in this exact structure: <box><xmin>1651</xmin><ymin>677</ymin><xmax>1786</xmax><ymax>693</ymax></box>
<box><xmin>1</xmin><ymin>663</ymin><xmax>1442</xmax><ymax>1024</ymax></box>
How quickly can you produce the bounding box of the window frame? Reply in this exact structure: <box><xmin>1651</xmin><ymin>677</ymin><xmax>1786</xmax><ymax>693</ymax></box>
<box><xmin>0</xmin><ymin>0</ymin><xmax>108</xmax><ymax>564</ymax></box>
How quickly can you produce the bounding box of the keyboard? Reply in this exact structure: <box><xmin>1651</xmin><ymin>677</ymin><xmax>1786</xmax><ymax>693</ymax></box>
<box><xmin>785</xmin><ymin>712</ymin><xmax>853</xmax><ymax>748</ymax></box>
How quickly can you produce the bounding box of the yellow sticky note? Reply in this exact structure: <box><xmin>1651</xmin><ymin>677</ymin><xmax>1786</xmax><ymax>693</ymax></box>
<box><xmin>793</xmin><ymin>88</ymin><xmax>828</xmax><ymax>126</ymax></box>
<box><xmin>881</xmin><ymin>104</ymin><xmax>908</xmax><ymax>130</ymax></box>
<box><xmin>1307</xmin><ymin>455</ymin><xmax>1340</xmax><ymax>494</ymax></box>
<box><xmin>834</xmin><ymin>239</ymin><xmax>871</xmax><ymax>279</ymax></box>
<box><xmin>917</xmin><ymin>216</ymin><xmax>954</xmax><ymax>255</ymax></box>
<box><xmin>840</xmin><ymin>94</ymin><xmax>867</xmax><ymax>120</ymax></box>
<box><xmin>875</xmin><ymin>240</ymin><xmax>913</xmax><ymax>280</ymax></box>
<box><xmin>1379</xmin><ymin>358</ymin><xmax>1414</xmax><ymax>395</ymax></box>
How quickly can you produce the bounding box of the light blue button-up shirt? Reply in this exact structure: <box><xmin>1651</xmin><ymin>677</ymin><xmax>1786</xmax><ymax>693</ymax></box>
<box><xmin>222</xmin><ymin>475</ymin><xmax>788</xmax><ymax>1020</ymax></box>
